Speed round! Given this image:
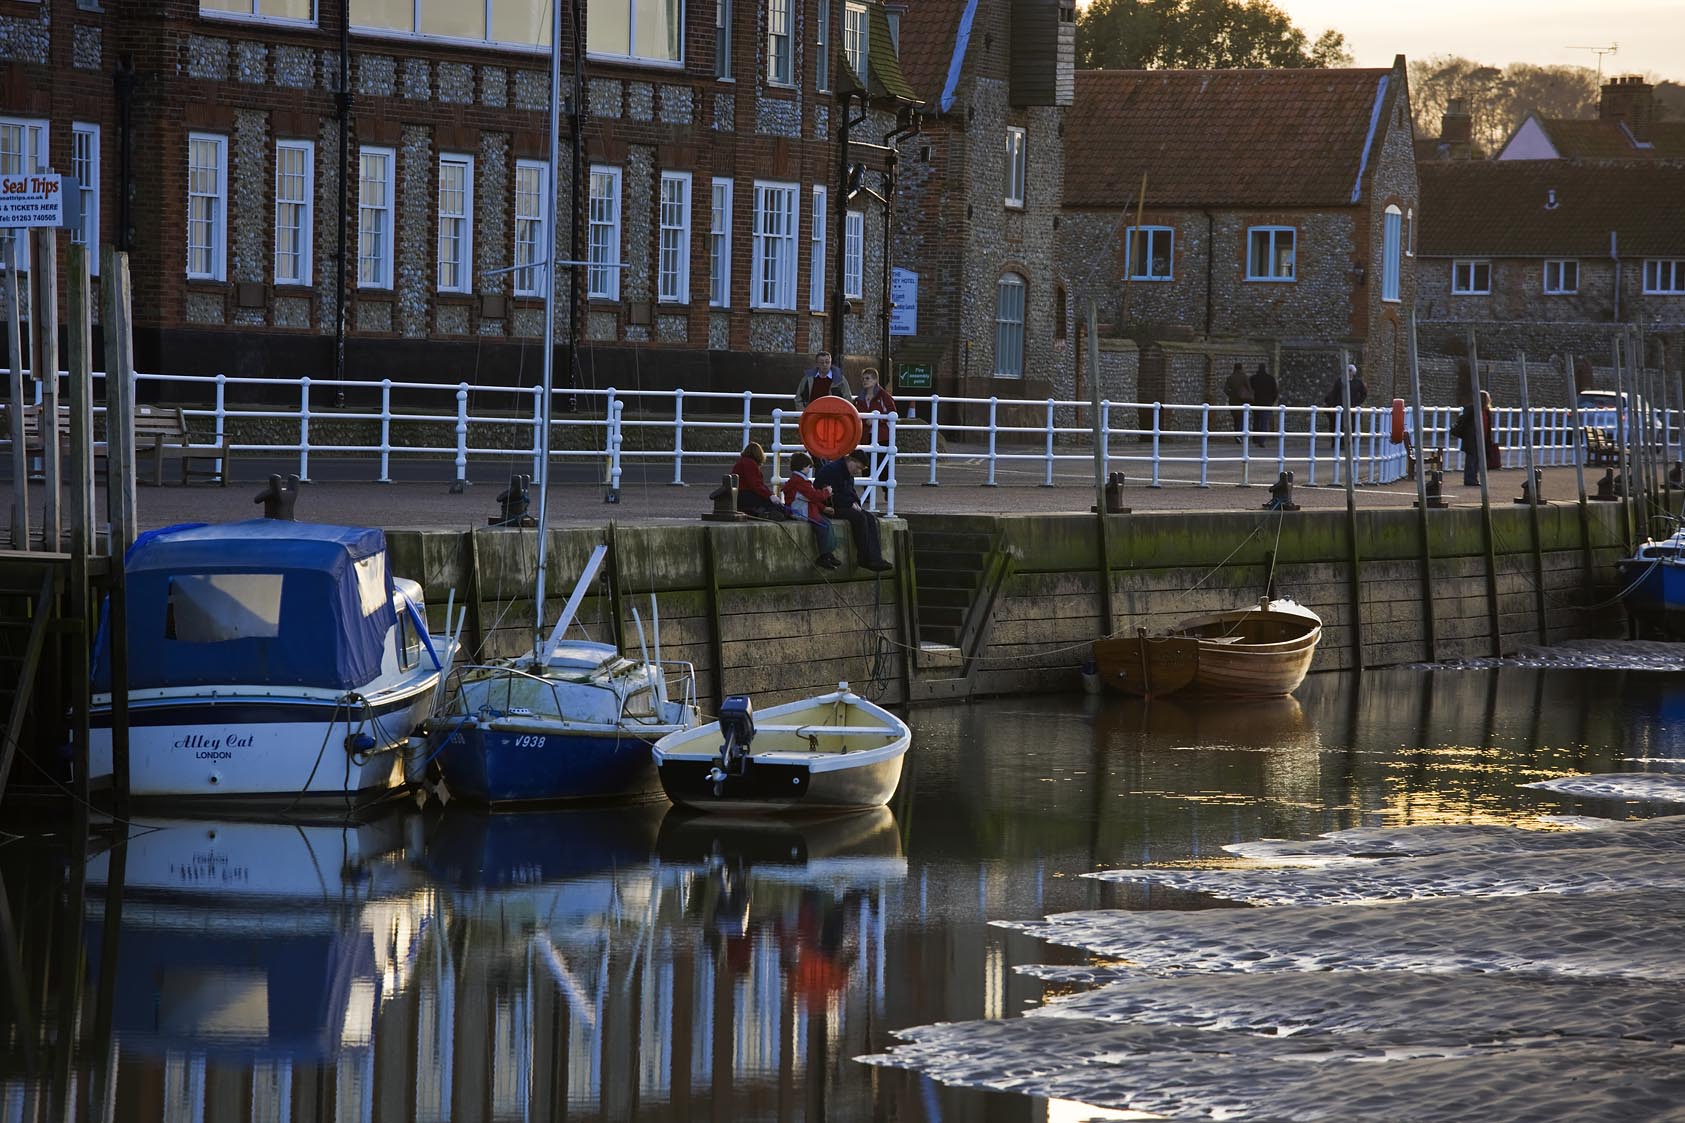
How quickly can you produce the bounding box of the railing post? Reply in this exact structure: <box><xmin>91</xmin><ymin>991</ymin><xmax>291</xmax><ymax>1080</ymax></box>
<box><xmin>377</xmin><ymin>378</ymin><xmax>392</xmax><ymax>483</ymax></box>
<box><xmin>1276</xmin><ymin>404</ymin><xmax>1286</xmax><ymax>475</ymax></box>
<box><xmin>1240</xmin><ymin>402</ymin><xmax>1252</xmax><ymax>486</ymax></box>
<box><xmin>886</xmin><ymin>413</ymin><xmax>898</xmax><ymax>517</ymax></box>
<box><xmin>608</xmin><ymin>398</ymin><xmax>624</xmax><ymax>498</ymax></box>
<box><xmin>531</xmin><ymin>385</ymin><xmax>544</xmax><ymax>480</ymax></box>
<box><xmin>985</xmin><ymin>397</ymin><xmax>999</xmax><ymax>487</ymax></box>
<box><xmin>672</xmin><ymin>387</ymin><xmax>686</xmax><ymax>485</ymax></box>
<box><xmin>770</xmin><ymin>408</ymin><xmax>785</xmax><ymax>485</ymax></box>
<box><xmin>741</xmin><ymin>390</ymin><xmax>753</xmax><ymax>450</ymax></box>
<box><xmin>925</xmin><ymin>394</ymin><xmax>941</xmax><ymax>485</ymax></box>
<box><xmin>214</xmin><ymin>372</ymin><xmax>227</xmax><ymax>480</ymax></box>
<box><xmin>453</xmin><ymin>382</ymin><xmax>469</xmax><ymax>489</ymax></box>
<box><xmin>1042</xmin><ymin>398</ymin><xmax>1055</xmax><ymax>487</ymax></box>
<box><xmin>1307</xmin><ymin>406</ymin><xmax>1320</xmax><ymax>487</ymax></box>
<box><xmin>1150</xmin><ymin>402</ymin><xmax>1162</xmax><ymax>487</ymax></box>
<box><xmin>1197</xmin><ymin>402</ymin><xmax>1210</xmax><ymax>488</ymax></box>
<box><xmin>1100</xmin><ymin>400</ymin><xmax>1111</xmax><ymax>479</ymax></box>
<box><xmin>299</xmin><ymin>375</ymin><xmax>312</xmax><ymax>481</ymax></box>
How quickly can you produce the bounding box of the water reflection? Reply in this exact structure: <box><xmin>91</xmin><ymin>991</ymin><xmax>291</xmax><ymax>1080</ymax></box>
<box><xmin>3</xmin><ymin>666</ymin><xmax>1681</xmax><ymax>1121</ymax></box>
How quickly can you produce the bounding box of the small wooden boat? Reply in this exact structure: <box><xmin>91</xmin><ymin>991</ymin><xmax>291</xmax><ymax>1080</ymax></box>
<box><xmin>1093</xmin><ymin>597</ymin><xmax>1322</xmax><ymax>699</ymax></box>
<box><xmin>652</xmin><ymin>683</ymin><xmax>909</xmax><ymax>814</ymax></box>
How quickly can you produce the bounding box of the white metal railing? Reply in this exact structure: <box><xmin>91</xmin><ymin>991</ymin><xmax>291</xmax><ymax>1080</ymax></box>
<box><xmin>15</xmin><ymin>371</ymin><xmax>1685</xmax><ymax>519</ymax></box>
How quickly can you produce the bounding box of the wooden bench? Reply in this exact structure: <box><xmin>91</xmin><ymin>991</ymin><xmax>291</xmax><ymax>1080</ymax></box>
<box><xmin>1582</xmin><ymin>426</ymin><xmax>1619</xmax><ymax>467</ymax></box>
<box><xmin>1</xmin><ymin>403</ymin><xmax>230</xmax><ymax>485</ymax></box>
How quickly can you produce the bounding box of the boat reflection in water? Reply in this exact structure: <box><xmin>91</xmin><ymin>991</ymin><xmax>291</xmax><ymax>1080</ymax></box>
<box><xmin>79</xmin><ymin>810</ymin><xmax>436</xmax><ymax>1122</ymax></box>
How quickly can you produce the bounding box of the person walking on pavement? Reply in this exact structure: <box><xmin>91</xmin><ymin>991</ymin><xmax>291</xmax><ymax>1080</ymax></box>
<box><xmin>795</xmin><ymin>350</ymin><xmax>851</xmax><ymax>406</ymax></box>
<box><xmin>1224</xmin><ymin>362</ymin><xmax>1254</xmax><ymax>443</ymax></box>
<box><xmin>1249</xmin><ymin>362</ymin><xmax>1279</xmax><ymax>447</ymax></box>
<box><xmin>1323</xmin><ymin>363</ymin><xmax>1368</xmax><ymax>440</ymax></box>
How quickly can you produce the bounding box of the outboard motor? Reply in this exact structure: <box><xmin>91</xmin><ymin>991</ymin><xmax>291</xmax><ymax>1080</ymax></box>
<box><xmin>706</xmin><ymin>695</ymin><xmax>757</xmax><ymax>792</ymax></box>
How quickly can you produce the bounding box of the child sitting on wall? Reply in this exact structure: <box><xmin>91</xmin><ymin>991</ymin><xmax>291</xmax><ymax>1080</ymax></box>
<box><xmin>781</xmin><ymin>452</ymin><xmax>840</xmax><ymax>569</ymax></box>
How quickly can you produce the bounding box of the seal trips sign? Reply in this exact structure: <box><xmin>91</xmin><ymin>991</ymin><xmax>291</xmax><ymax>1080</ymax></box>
<box><xmin>0</xmin><ymin>173</ymin><xmax>79</xmax><ymax>229</ymax></box>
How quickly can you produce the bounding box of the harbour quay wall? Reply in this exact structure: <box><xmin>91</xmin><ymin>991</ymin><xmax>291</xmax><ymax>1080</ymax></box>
<box><xmin>384</xmin><ymin>502</ymin><xmax>1629</xmax><ymax>709</ymax></box>
<box><xmin>940</xmin><ymin>503</ymin><xmax>1629</xmax><ymax>699</ymax></box>
<box><xmin>385</xmin><ymin>519</ymin><xmax>917</xmax><ymax>712</ymax></box>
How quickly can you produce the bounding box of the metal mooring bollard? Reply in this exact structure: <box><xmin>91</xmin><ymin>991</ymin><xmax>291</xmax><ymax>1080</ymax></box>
<box><xmin>1103</xmin><ymin>471</ymin><xmax>1130</xmax><ymax>514</ymax></box>
<box><xmin>1513</xmin><ymin>468</ymin><xmax>1548</xmax><ymax>506</ymax></box>
<box><xmin>253</xmin><ymin>474</ymin><xmax>300</xmax><ymax>520</ymax></box>
<box><xmin>1263</xmin><ymin>471</ymin><xmax>1300</xmax><ymax>511</ymax></box>
<box><xmin>1670</xmin><ymin>462</ymin><xmax>1683</xmax><ymax>489</ymax></box>
<box><xmin>1592</xmin><ymin>468</ymin><xmax>1623</xmax><ymax>502</ymax></box>
<box><xmin>1416</xmin><ymin>462</ymin><xmax>1451</xmax><ymax>509</ymax></box>
<box><xmin>703</xmin><ymin>474</ymin><xmax>744</xmax><ymax>521</ymax></box>
<box><xmin>490</xmin><ymin>473</ymin><xmax>535</xmax><ymax>527</ymax></box>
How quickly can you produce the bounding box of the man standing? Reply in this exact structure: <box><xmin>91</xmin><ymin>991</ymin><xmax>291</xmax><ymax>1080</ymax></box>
<box><xmin>795</xmin><ymin>350</ymin><xmax>852</xmax><ymax>406</ymax></box>
<box><xmin>815</xmin><ymin>449</ymin><xmax>892</xmax><ymax>571</ymax></box>
<box><xmin>1224</xmin><ymin>362</ymin><xmax>1254</xmax><ymax>443</ymax></box>
<box><xmin>1249</xmin><ymin>362</ymin><xmax>1279</xmax><ymax>448</ymax></box>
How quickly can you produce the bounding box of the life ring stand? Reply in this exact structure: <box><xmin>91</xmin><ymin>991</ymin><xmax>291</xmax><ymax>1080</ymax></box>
<box><xmin>800</xmin><ymin>396</ymin><xmax>863</xmax><ymax>461</ymax></box>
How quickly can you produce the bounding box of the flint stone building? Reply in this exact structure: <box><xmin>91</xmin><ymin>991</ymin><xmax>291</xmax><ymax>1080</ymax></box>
<box><xmin>0</xmin><ymin>0</ymin><xmax>915</xmax><ymax>394</ymax></box>
<box><xmin>1058</xmin><ymin>59</ymin><xmax>1420</xmax><ymax>406</ymax></box>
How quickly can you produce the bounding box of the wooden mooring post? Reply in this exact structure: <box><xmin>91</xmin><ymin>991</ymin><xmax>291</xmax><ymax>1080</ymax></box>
<box><xmin>1467</xmin><ymin>330</ymin><xmax>1502</xmax><ymax>657</ymax></box>
<box><xmin>1406</xmin><ymin>312</ymin><xmax>1436</xmax><ymax>662</ymax></box>
<box><xmin>5</xmin><ymin>245</ymin><xmax>28</xmax><ymax>550</ymax></box>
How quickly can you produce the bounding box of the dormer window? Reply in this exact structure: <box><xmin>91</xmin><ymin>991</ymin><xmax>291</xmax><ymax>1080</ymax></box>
<box><xmin>843</xmin><ymin>2</ymin><xmax>868</xmax><ymax>80</ymax></box>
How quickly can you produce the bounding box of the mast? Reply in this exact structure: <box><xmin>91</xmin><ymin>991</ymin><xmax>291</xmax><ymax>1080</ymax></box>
<box><xmin>533</xmin><ymin>0</ymin><xmax>564</xmax><ymax>661</ymax></box>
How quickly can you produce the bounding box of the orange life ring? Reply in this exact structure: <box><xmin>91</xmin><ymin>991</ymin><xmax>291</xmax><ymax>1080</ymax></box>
<box><xmin>800</xmin><ymin>395</ymin><xmax>863</xmax><ymax>461</ymax></box>
<box><xmin>1391</xmin><ymin>398</ymin><xmax>1406</xmax><ymax>444</ymax></box>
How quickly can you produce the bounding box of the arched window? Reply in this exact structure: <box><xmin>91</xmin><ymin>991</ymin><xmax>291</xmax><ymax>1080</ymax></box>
<box><xmin>994</xmin><ymin>274</ymin><xmax>1026</xmax><ymax>378</ymax></box>
<box><xmin>1381</xmin><ymin>204</ymin><xmax>1402</xmax><ymax>303</ymax></box>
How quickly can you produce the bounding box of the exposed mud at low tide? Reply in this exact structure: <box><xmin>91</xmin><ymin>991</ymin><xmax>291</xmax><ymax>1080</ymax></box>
<box><xmin>1406</xmin><ymin>638</ymin><xmax>1685</xmax><ymax>671</ymax></box>
<box><xmin>862</xmin><ymin>807</ymin><xmax>1685</xmax><ymax>1120</ymax></box>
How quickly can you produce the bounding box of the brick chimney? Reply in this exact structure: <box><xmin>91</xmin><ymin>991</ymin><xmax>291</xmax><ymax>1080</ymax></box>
<box><xmin>1441</xmin><ymin>98</ymin><xmax>1472</xmax><ymax>145</ymax></box>
<box><xmin>1600</xmin><ymin>75</ymin><xmax>1655</xmax><ymax>140</ymax></box>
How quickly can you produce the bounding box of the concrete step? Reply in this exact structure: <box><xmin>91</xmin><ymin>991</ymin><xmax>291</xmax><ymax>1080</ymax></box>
<box><xmin>911</xmin><ymin>530</ymin><xmax>995</xmax><ymax>554</ymax></box>
<box><xmin>917</xmin><ymin>587</ymin><xmax>973</xmax><ymax>609</ymax></box>
<box><xmin>918</xmin><ymin>625</ymin><xmax>961</xmax><ymax>648</ymax></box>
<box><xmin>917</xmin><ymin>572</ymin><xmax>981</xmax><ymax>597</ymax></box>
<box><xmin>917</xmin><ymin>549</ymin><xmax>987</xmax><ymax>574</ymax></box>
<box><xmin>919</xmin><ymin>605</ymin><xmax>966</xmax><ymax>630</ymax></box>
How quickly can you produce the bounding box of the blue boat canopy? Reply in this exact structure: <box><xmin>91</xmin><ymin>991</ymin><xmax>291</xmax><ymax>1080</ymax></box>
<box><xmin>95</xmin><ymin>520</ymin><xmax>398</xmax><ymax>692</ymax></box>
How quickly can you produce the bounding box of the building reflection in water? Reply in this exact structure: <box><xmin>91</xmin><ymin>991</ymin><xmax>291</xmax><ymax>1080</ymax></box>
<box><xmin>2</xmin><ymin>667</ymin><xmax>1676</xmax><ymax>1122</ymax></box>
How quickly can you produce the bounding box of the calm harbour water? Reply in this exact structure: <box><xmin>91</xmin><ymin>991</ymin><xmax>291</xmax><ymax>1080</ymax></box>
<box><xmin>2</xmin><ymin>666</ymin><xmax>1680</xmax><ymax>1122</ymax></box>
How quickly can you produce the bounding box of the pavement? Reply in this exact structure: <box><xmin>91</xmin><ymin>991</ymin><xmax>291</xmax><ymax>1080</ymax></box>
<box><xmin>0</xmin><ymin>449</ymin><xmax>1613</xmax><ymax>537</ymax></box>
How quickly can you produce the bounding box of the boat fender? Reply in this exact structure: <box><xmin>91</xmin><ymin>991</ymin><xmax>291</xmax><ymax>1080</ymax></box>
<box><xmin>1390</xmin><ymin>398</ymin><xmax>1406</xmax><ymax>444</ymax></box>
<box><xmin>346</xmin><ymin>731</ymin><xmax>377</xmax><ymax>755</ymax></box>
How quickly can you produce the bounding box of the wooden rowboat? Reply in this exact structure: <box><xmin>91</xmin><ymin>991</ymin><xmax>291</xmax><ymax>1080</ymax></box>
<box><xmin>1093</xmin><ymin>597</ymin><xmax>1322</xmax><ymax>699</ymax></box>
<box><xmin>652</xmin><ymin>683</ymin><xmax>909</xmax><ymax>814</ymax></box>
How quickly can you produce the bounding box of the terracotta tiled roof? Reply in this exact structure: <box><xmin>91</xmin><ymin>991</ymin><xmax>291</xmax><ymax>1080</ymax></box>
<box><xmin>1538</xmin><ymin>118</ymin><xmax>1685</xmax><ymax>159</ymax></box>
<box><xmin>1419</xmin><ymin>160</ymin><xmax>1685</xmax><ymax>258</ymax></box>
<box><xmin>895</xmin><ymin>0</ymin><xmax>972</xmax><ymax>110</ymax></box>
<box><xmin>1064</xmin><ymin>67</ymin><xmax>1395</xmax><ymax>209</ymax></box>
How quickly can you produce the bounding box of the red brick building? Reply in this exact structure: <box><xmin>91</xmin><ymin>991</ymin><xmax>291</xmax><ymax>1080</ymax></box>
<box><xmin>0</xmin><ymin>0</ymin><xmax>916</xmax><ymax>395</ymax></box>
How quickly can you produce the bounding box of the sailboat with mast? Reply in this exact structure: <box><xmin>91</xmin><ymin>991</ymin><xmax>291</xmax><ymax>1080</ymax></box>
<box><xmin>420</xmin><ymin>5</ymin><xmax>698</xmax><ymax>805</ymax></box>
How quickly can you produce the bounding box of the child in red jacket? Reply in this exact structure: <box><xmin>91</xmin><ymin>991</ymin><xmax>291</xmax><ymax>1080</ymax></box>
<box><xmin>781</xmin><ymin>452</ymin><xmax>839</xmax><ymax>568</ymax></box>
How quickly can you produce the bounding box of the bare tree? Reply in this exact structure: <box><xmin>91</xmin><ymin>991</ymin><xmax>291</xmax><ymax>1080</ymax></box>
<box><xmin>1410</xmin><ymin>55</ymin><xmax>1600</xmax><ymax>153</ymax></box>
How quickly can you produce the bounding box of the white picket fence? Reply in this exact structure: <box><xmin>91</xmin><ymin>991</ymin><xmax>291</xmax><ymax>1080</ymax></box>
<box><xmin>22</xmin><ymin>370</ymin><xmax>1685</xmax><ymax>520</ymax></box>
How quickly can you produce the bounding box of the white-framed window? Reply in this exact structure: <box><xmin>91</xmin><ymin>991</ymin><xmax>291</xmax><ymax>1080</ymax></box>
<box><xmin>273</xmin><ymin>140</ymin><xmax>314</xmax><ymax>286</ymax></box>
<box><xmin>1643</xmin><ymin>260</ymin><xmax>1685</xmax><ymax>295</ymax></box>
<box><xmin>1543</xmin><ymin>259</ymin><xmax>1578</xmax><ymax>295</ymax></box>
<box><xmin>751</xmin><ymin>180</ymin><xmax>798</xmax><ymax>310</ymax></box>
<box><xmin>844</xmin><ymin>210</ymin><xmax>863</xmax><ymax>298</ymax></box>
<box><xmin>588</xmin><ymin>165</ymin><xmax>623</xmax><ymax>300</ymax></box>
<box><xmin>71</xmin><ymin>123</ymin><xmax>100</xmax><ymax>274</ymax></box>
<box><xmin>514</xmin><ymin>159</ymin><xmax>549</xmax><ymax>297</ymax></box>
<box><xmin>658</xmin><ymin>171</ymin><xmax>692</xmax><ymax>304</ymax></box>
<box><xmin>808</xmin><ymin>186</ymin><xmax>827</xmax><ymax>312</ymax></box>
<box><xmin>716</xmin><ymin>0</ymin><xmax>733</xmax><ymax>78</ymax></box>
<box><xmin>1004</xmin><ymin>126</ymin><xmax>1026</xmax><ymax>209</ymax></box>
<box><xmin>1452</xmin><ymin>259</ymin><xmax>1491</xmax><ymax>295</ymax></box>
<box><xmin>1123</xmin><ymin>225</ymin><xmax>1173</xmax><ymax>281</ymax></box>
<box><xmin>709</xmin><ymin>178</ymin><xmax>732</xmax><ymax>307</ymax></box>
<box><xmin>1381</xmin><ymin>204</ymin><xmax>1401</xmax><ymax>302</ymax></box>
<box><xmin>816</xmin><ymin>0</ymin><xmax>830</xmax><ymax>91</ymax></box>
<box><xmin>1246</xmin><ymin>226</ymin><xmax>1295</xmax><ymax>281</ymax></box>
<box><xmin>843</xmin><ymin>1</ymin><xmax>869</xmax><ymax>78</ymax></box>
<box><xmin>994</xmin><ymin>274</ymin><xmax>1025</xmax><ymax>379</ymax></box>
<box><xmin>766</xmin><ymin>0</ymin><xmax>793</xmax><ymax>85</ymax></box>
<box><xmin>357</xmin><ymin>146</ymin><xmax>394</xmax><ymax>289</ymax></box>
<box><xmin>186</xmin><ymin>132</ymin><xmax>228</xmax><ymax>281</ymax></box>
<box><xmin>587</xmin><ymin>0</ymin><xmax>683</xmax><ymax>62</ymax></box>
<box><xmin>1</xmin><ymin>117</ymin><xmax>50</xmax><ymax>274</ymax></box>
<box><xmin>436</xmin><ymin>153</ymin><xmax>473</xmax><ymax>293</ymax></box>
<box><xmin>201</xmin><ymin>0</ymin><xmax>316</xmax><ymax>27</ymax></box>
<box><xmin>351</xmin><ymin>0</ymin><xmax>556</xmax><ymax>49</ymax></box>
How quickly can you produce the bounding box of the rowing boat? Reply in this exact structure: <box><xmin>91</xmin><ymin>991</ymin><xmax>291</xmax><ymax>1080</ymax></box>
<box><xmin>1093</xmin><ymin>597</ymin><xmax>1322</xmax><ymax>699</ymax></box>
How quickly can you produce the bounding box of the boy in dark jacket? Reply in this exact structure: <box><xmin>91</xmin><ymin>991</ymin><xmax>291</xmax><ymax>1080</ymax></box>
<box><xmin>816</xmin><ymin>449</ymin><xmax>891</xmax><ymax>571</ymax></box>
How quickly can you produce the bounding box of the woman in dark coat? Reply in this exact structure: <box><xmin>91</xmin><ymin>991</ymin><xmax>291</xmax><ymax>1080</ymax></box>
<box><xmin>1249</xmin><ymin>362</ymin><xmax>1279</xmax><ymax>446</ymax></box>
